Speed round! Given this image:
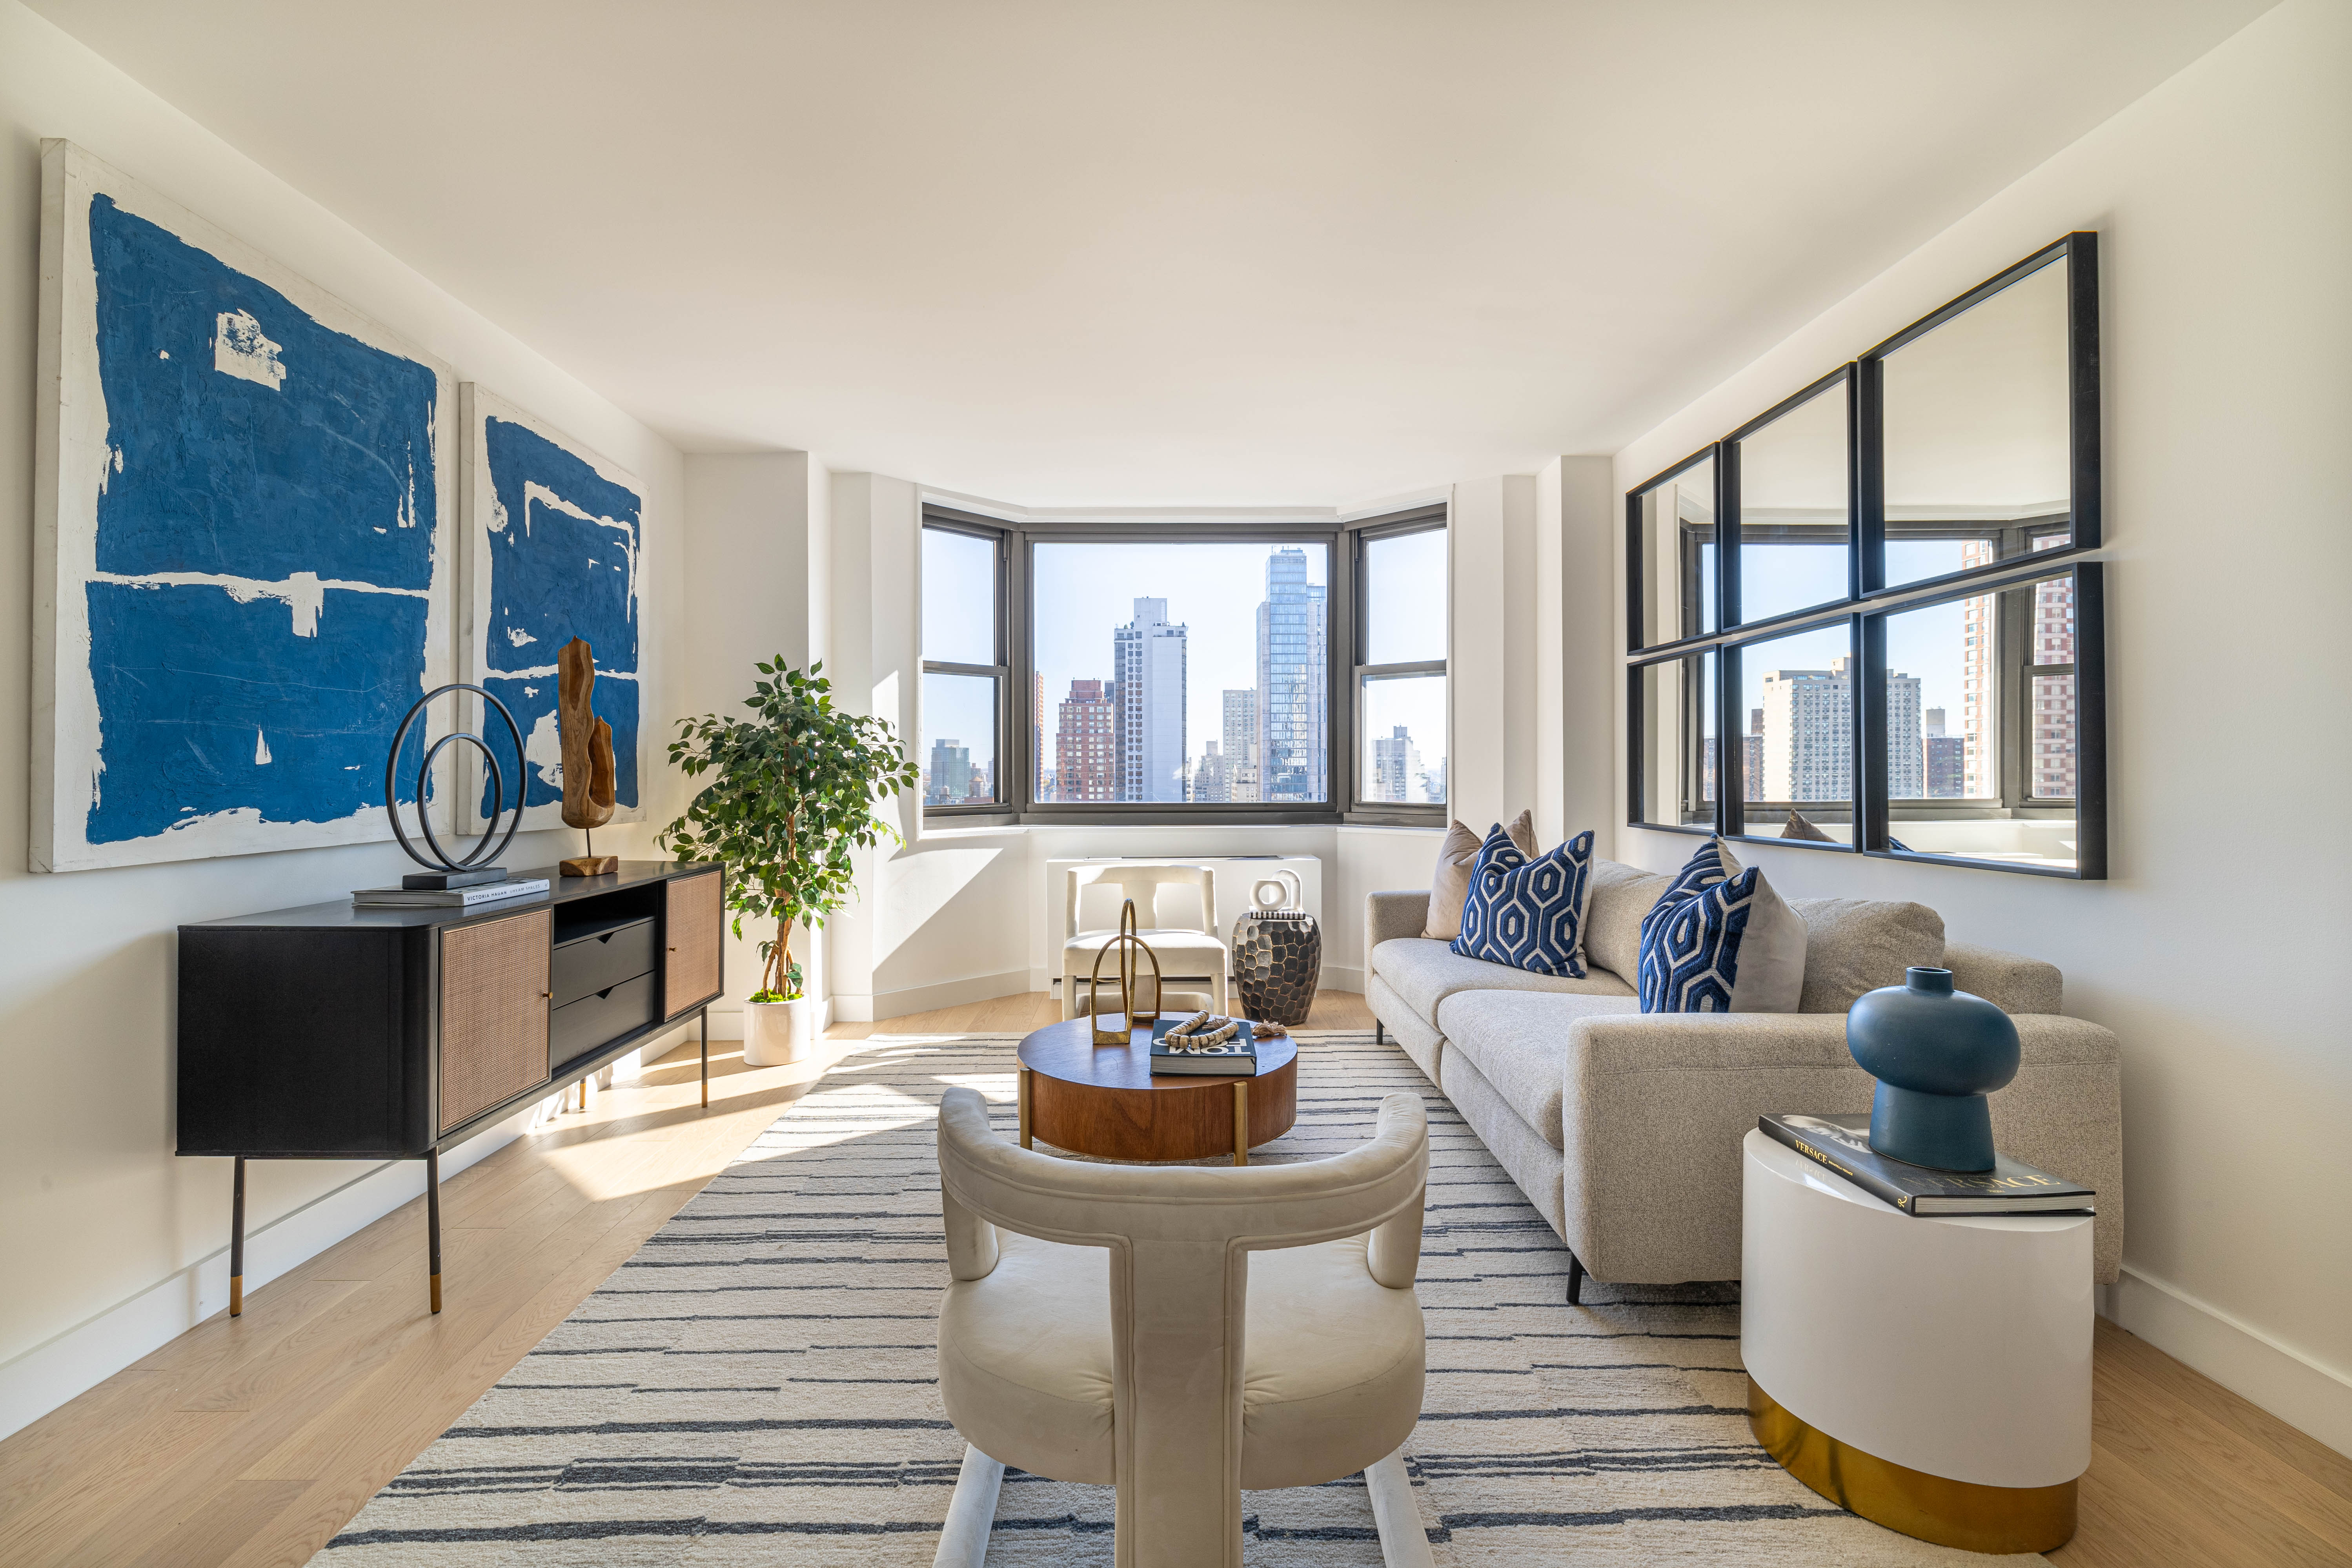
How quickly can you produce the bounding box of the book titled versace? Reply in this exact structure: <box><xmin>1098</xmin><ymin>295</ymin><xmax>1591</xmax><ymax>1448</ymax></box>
<box><xmin>1760</xmin><ymin>1113</ymin><xmax>2094</xmax><ymax>1216</ymax></box>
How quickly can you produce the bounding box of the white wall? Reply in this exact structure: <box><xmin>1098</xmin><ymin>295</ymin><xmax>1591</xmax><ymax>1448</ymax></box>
<box><xmin>0</xmin><ymin>1</ymin><xmax>688</xmax><ymax>1439</ymax></box>
<box><xmin>1609</xmin><ymin>0</ymin><xmax>2352</xmax><ymax>1455</ymax></box>
<box><xmin>681</xmin><ymin>452</ymin><xmax>832</xmax><ymax>1025</ymax></box>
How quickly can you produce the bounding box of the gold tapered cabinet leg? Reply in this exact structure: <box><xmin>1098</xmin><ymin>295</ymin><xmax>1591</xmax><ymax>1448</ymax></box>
<box><xmin>1018</xmin><ymin>1066</ymin><xmax>1033</xmax><ymax>1149</ymax></box>
<box><xmin>430</xmin><ymin>1272</ymin><xmax>442</xmax><ymax>1314</ymax></box>
<box><xmin>228</xmin><ymin>1156</ymin><xmax>246</xmax><ymax>1318</ymax></box>
<box><xmin>1233</xmin><ymin>1080</ymin><xmax>1249</xmax><ymax>1166</ymax></box>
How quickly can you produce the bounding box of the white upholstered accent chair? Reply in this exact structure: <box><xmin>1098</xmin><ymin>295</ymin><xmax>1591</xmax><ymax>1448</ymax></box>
<box><xmin>930</xmin><ymin>1085</ymin><xmax>1436</xmax><ymax>1568</ymax></box>
<box><xmin>1060</xmin><ymin>863</ymin><xmax>1230</xmax><ymax>1019</ymax></box>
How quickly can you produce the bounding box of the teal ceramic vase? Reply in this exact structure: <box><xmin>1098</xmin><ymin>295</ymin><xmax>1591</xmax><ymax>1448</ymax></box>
<box><xmin>1845</xmin><ymin>966</ymin><xmax>2020</xmax><ymax>1172</ymax></box>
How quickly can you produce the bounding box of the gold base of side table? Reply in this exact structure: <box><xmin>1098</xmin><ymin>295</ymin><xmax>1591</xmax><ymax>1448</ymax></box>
<box><xmin>1748</xmin><ymin>1377</ymin><xmax>2078</xmax><ymax>1554</ymax></box>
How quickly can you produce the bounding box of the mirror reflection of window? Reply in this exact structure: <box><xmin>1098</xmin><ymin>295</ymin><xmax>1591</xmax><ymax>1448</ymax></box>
<box><xmin>1882</xmin><ymin>255</ymin><xmax>2072</xmax><ymax>591</ymax></box>
<box><xmin>1734</xmin><ymin>375</ymin><xmax>1850</xmax><ymax>625</ymax></box>
<box><xmin>1879</xmin><ymin>567</ymin><xmax>2083</xmax><ymax>872</ymax></box>
<box><xmin>1635</xmin><ymin>653</ymin><xmax>1714</xmax><ymax>830</ymax></box>
<box><xmin>1733</xmin><ymin>620</ymin><xmax>1854</xmax><ymax>843</ymax></box>
<box><xmin>1631</xmin><ymin>453</ymin><xmax>1716</xmax><ymax>648</ymax></box>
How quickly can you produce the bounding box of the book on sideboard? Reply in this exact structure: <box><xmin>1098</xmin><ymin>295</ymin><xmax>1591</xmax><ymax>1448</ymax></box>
<box><xmin>1760</xmin><ymin>1113</ymin><xmax>2094</xmax><ymax>1216</ymax></box>
<box><xmin>352</xmin><ymin>877</ymin><xmax>551</xmax><ymax>908</ymax></box>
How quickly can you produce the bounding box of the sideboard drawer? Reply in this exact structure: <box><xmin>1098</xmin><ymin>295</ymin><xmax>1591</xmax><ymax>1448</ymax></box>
<box><xmin>552</xmin><ymin>916</ymin><xmax>657</xmax><ymax>1009</ymax></box>
<box><xmin>549</xmin><ymin>972</ymin><xmax>657</xmax><ymax>1069</ymax></box>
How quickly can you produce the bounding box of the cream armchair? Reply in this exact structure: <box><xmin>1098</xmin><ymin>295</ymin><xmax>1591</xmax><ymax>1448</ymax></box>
<box><xmin>1061</xmin><ymin>863</ymin><xmax>1230</xmax><ymax>1018</ymax></box>
<box><xmin>931</xmin><ymin>1085</ymin><xmax>1437</xmax><ymax>1568</ymax></box>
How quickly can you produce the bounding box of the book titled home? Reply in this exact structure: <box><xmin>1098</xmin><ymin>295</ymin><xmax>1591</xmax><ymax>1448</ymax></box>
<box><xmin>1760</xmin><ymin>1113</ymin><xmax>2094</xmax><ymax>1216</ymax></box>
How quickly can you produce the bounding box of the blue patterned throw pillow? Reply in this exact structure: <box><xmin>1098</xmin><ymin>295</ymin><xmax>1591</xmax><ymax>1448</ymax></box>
<box><xmin>1451</xmin><ymin>825</ymin><xmax>1595</xmax><ymax>977</ymax></box>
<box><xmin>1637</xmin><ymin>839</ymin><xmax>1808</xmax><ymax>1013</ymax></box>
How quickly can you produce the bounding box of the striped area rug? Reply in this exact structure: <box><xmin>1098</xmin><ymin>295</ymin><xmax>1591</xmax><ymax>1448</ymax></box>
<box><xmin>317</xmin><ymin>1032</ymin><xmax>2039</xmax><ymax>1565</ymax></box>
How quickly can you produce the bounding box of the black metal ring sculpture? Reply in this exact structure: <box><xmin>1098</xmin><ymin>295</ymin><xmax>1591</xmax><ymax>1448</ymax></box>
<box><xmin>384</xmin><ymin>683</ymin><xmax>527</xmax><ymax>872</ymax></box>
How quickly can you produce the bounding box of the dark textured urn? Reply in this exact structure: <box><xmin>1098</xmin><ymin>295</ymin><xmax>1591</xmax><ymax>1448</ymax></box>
<box><xmin>1846</xmin><ymin>966</ymin><xmax>2021</xmax><ymax>1172</ymax></box>
<box><xmin>1233</xmin><ymin>910</ymin><xmax>1322</xmax><ymax>1026</ymax></box>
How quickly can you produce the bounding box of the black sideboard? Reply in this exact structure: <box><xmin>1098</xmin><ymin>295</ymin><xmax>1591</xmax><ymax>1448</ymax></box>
<box><xmin>178</xmin><ymin>860</ymin><xmax>725</xmax><ymax>1317</ymax></box>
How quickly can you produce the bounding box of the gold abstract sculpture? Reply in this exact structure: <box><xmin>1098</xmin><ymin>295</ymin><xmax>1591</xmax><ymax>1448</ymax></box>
<box><xmin>1087</xmin><ymin>898</ymin><xmax>1163</xmax><ymax>1045</ymax></box>
<box><xmin>557</xmin><ymin>637</ymin><xmax>619</xmax><ymax>877</ymax></box>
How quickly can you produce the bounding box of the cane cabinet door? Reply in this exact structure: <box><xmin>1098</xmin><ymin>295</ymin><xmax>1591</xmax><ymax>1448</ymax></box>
<box><xmin>440</xmin><ymin>909</ymin><xmax>552</xmax><ymax>1134</ymax></box>
<box><xmin>664</xmin><ymin>870</ymin><xmax>724</xmax><ymax>1017</ymax></box>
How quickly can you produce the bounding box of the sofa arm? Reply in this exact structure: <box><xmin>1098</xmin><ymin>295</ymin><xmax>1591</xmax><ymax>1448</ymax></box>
<box><xmin>1365</xmin><ymin>891</ymin><xmax>1431</xmax><ymax>965</ymax></box>
<box><xmin>1559</xmin><ymin>1012</ymin><xmax>2122</xmax><ymax>1286</ymax></box>
<box><xmin>1944</xmin><ymin>942</ymin><xmax>2064</xmax><ymax>1016</ymax></box>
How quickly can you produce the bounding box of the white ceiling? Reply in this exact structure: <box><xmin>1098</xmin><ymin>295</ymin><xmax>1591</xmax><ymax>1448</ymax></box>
<box><xmin>30</xmin><ymin>0</ymin><xmax>2272</xmax><ymax>507</ymax></box>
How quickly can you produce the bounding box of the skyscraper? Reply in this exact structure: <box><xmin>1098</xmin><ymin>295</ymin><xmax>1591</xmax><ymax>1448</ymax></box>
<box><xmin>1744</xmin><ymin>707</ymin><xmax>1764</xmax><ymax>802</ymax></box>
<box><xmin>1961</xmin><ymin>539</ymin><xmax>1997</xmax><ymax>797</ymax></box>
<box><xmin>1114</xmin><ymin>598</ymin><xmax>1188</xmax><ymax>802</ymax></box>
<box><xmin>1255</xmin><ymin>549</ymin><xmax>1327</xmax><ymax>802</ymax></box>
<box><xmin>1055</xmin><ymin>679</ymin><xmax>1116</xmax><ymax>801</ymax></box>
<box><xmin>2032</xmin><ymin>569</ymin><xmax>2077</xmax><ymax>799</ymax></box>
<box><xmin>1371</xmin><ymin>726</ymin><xmax>1421</xmax><ymax>802</ymax></box>
<box><xmin>1759</xmin><ymin>668</ymin><xmax>1850</xmax><ymax>801</ymax></box>
<box><xmin>1925</xmin><ymin>707</ymin><xmax>1964</xmax><ymax>798</ymax></box>
<box><xmin>1191</xmin><ymin>739</ymin><xmax>1228</xmax><ymax>802</ymax></box>
<box><xmin>927</xmin><ymin>738</ymin><xmax>971</xmax><ymax>805</ymax></box>
<box><xmin>1884</xmin><ymin>661</ymin><xmax>1924</xmax><ymax>799</ymax></box>
<box><xmin>1758</xmin><ymin>658</ymin><xmax>1916</xmax><ymax>802</ymax></box>
<box><xmin>1033</xmin><ymin>670</ymin><xmax>1045</xmax><ymax>801</ymax></box>
<box><xmin>1423</xmin><ymin>758</ymin><xmax>1446</xmax><ymax>804</ymax></box>
<box><xmin>1222</xmin><ymin>688</ymin><xmax>1259</xmax><ymax>803</ymax></box>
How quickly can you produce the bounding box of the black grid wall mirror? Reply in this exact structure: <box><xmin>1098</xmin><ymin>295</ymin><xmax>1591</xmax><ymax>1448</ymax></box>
<box><xmin>1626</xmin><ymin>232</ymin><xmax>2105</xmax><ymax>879</ymax></box>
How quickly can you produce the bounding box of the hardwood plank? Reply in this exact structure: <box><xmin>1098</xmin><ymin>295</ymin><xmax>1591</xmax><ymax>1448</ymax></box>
<box><xmin>2093</xmin><ymin>1318</ymin><xmax>2352</xmax><ymax>1507</ymax></box>
<box><xmin>125</xmin><ymin>1478</ymin><xmax>311</xmax><ymax>1568</ymax></box>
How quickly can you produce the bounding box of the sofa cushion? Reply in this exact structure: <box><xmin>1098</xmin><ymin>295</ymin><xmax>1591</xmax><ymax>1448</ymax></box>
<box><xmin>1452</xmin><ymin>827</ymin><xmax>1595</xmax><ymax>978</ymax></box>
<box><xmin>1436</xmin><ymin>989</ymin><xmax>1641</xmax><ymax>1149</ymax></box>
<box><xmin>1583</xmin><ymin>858</ymin><xmax>1671</xmax><ymax>984</ymax></box>
<box><xmin>1424</xmin><ymin>811</ymin><xmax>1535</xmax><ymax>940</ymax></box>
<box><xmin>1371</xmin><ymin>937</ymin><xmax>1633</xmax><ymax>1025</ymax></box>
<box><xmin>1636</xmin><ymin>840</ymin><xmax>1807</xmax><ymax>1014</ymax></box>
<box><xmin>1787</xmin><ymin>897</ymin><xmax>1946</xmax><ymax>1013</ymax></box>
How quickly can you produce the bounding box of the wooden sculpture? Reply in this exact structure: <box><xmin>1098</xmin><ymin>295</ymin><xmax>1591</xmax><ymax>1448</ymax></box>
<box><xmin>557</xmin><ymin>637</ymin><xmax>619</xmax><ymax>876</ymax></box>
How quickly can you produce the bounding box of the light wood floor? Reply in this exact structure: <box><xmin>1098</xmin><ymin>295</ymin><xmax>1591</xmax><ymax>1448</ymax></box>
<box><xmin>0</xmin><ymin>994</ymin><xmax>2341</xmax><ymax>1567</ymax></box>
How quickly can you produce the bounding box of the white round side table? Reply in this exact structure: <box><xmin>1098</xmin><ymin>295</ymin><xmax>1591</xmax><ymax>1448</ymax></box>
<box><xmin>1740</xmin><ymin>1130</ymin><xmax>2092</xmax><ymax>1554</ymax></box>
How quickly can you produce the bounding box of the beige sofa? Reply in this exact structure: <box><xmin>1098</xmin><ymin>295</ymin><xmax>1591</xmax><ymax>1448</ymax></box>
<box><xmin>1365</xmin><ymin>857</ymin><xmax>2123</xmax><ymax>1291</ymax></box>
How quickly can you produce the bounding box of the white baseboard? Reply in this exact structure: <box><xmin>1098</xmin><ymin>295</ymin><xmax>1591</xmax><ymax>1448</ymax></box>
<box><xmin>2109</xmin><ymin>1262</ymin><xmax>2352</xmax><ymax>1459</ymax></box>
<box><xmin>1319</xmin><ymin>963</ymin><xmax>1364</xmax><ymax>994</ymax></box>
<box><xmin>0</xmin><ymin>1104</ymin><xmax>535</xmax><ymax>1444</ymax></box>
<box><xmin>841</xmin><ymin>969</ymin><xmax>1034</xmax><ymax>1024</ymax></box>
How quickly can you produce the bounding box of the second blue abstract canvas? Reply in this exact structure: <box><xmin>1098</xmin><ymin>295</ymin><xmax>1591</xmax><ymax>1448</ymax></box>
<box><xmin>460</xmin><ymin>386</ymin><xmax>644</xmax><ymax>829</ymax></box>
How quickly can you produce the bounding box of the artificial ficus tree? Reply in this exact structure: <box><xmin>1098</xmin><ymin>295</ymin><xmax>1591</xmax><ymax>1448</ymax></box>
<box><xmin>658</xmin><ymin>659</ymin><xmax>918</xmax><ymax>1002</ymax></box>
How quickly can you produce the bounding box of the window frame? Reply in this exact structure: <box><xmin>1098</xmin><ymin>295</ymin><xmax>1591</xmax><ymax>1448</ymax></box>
<box><xmin>1623</xmin><ymin>232</ymin><xmax>2107</xmax><ymax>880</ymax></box>
<box><xmin>920</xmin><ymin>504</ymin><xmax>1447</xmax><ymax>827</ymax></box>
<box><xmin>1348</xmin><ymin>506</ymin><xmax>1449</xmax><ymax>826</ymax></box>
<box><xmin>918</xmin><ymin>515</ymin><xmax>1014</xmax><ymax>817</ymax></box>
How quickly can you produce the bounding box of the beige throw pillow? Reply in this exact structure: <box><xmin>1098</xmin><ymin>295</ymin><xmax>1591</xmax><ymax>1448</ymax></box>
<box><xmin>1423</xmin><ymin>810</ymin><xmax>1536</xmax><ymax>940</ymax></box>
<box><xmin>1786</xmin><ymin>897</ymin><xmax>1946</xmax><ymax>1013</ymax></box>
<box><xmin>1582</xmin><ymin>858</ymin><xmax>1672</xmax><ymax>983</ymax></box>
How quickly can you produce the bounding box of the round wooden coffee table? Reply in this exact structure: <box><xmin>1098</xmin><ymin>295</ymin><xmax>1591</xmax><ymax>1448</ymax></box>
<box><xmin>1017</xmin><ymin>1015</ymin><xmax>1299</xmax><ymax>1164</ymax></box>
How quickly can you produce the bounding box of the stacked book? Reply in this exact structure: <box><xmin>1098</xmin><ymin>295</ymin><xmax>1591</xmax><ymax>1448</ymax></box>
<box><xmin>353</xmin><ymin>876</ymin><xmax>550</xmax><ymax>909</ymax></box>
<box><xmin>1148</xmin><ymin>1011</ymin><xmax>1278</xmax><ymax>1076</ymax></box>
<box><xmin>1760</xmin><ymin>1114</ymin><xmax>2094</xmax><ymax>1216</ymax></box>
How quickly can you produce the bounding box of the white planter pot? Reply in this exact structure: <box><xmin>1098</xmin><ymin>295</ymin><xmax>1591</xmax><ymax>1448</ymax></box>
<box><xmin>745</xmin><ymin>997</ymin><xmax>819</xmax><ymax>1066</ymax></box>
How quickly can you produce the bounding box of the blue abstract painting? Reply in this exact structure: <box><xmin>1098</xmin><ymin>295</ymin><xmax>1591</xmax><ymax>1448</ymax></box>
<box><xmin>462</xmin><ymin>387</ymin><xmax>643</xmax><ymax>829</ymax></box>
<box><xmin>35</xmin><ymin>142</ymin><xmax>453</xmax><ymax>871</ymax></box>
